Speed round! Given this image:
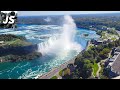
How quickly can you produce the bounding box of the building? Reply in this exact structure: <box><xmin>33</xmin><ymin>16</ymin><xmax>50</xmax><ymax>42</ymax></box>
<box><xmin>0</xmin><ymin>41</ymin><xmax>4</xmax><ymax>44</ymax></box>
<box><xmin>91</xmin><ymin>38</ymin><xmax>114</xmax><ymax>46</ymax></box>
<box><xmin>115</xmin><ymin>47</ymin><xmax>120</xmax><ymax>52</ymax></box>
<box><xmin>112</xmin><ymin>76</ymin><xmax>120</xmax><ymax>79</ymax></box>
<box><xmin>106</xmin><ymin>47</ymin><xmax>120</xmax><ymax>78</ymax></box>
<box><xmin>91</xmin><ymin>39</ymin><xmax>103</xmax><ymax>45</ymax></box>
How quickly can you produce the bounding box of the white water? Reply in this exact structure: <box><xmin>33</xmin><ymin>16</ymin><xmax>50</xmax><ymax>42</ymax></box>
<box><xmin>38</xmin><ymin>15</ymin><xmax>82</xmax><ymax>55</ymax></box>
<box><xmin>0</xmin><ymin>16</ymin><xmax>100</xmax><ymax>79</ymax></box>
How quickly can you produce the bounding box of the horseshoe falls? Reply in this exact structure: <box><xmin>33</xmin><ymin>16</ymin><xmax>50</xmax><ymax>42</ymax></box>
<box><xmin>0</xmin><ymin>15</ymin><xmax>100</xmax><ymax>79</ymax></box>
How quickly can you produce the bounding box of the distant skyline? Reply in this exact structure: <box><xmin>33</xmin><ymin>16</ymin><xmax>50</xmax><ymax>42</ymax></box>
<box><xmin>18</xmin><ymin>11</ymin><xmax>120</xmax><ymax>16</ymax></box>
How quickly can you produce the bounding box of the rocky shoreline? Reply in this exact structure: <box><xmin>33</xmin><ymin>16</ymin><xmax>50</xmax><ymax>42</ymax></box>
<box><xmin>0</xmin><ymin>34</ymin><xmax>42</xmax><ymax>63</ymax></box>
<box><xmin>0</xmin><ymin>44</ymin><xmax>42</xmax><ymax>63</ymax></box>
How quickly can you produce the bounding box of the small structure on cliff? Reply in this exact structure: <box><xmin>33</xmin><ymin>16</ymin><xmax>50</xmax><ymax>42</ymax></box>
<box><xmin>0</xmin><ymin>41</ymin><xmax>4</xmax><ymax>44</ymax></box>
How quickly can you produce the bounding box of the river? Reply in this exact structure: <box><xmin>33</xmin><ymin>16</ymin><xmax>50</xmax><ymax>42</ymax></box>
<box><xmin>0</xmin><ymin>24</ymin><xmax>100</xmax><ymax>79</ymax></box>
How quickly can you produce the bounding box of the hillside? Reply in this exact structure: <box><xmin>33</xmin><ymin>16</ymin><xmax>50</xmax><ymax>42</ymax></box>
<box><xmin>0</xmin><ymin>34</ymin><xmax>42</xmax><ymax>63</ymax></box>
<box><xmin>0</xmin><ymin>34</ymin><xmax>31</xmax><ymax>48</ymax></box>
<box><xmin>18</xmin><ymin>14</ymin><xmax>120</xmax><ymax>31</ymax></box>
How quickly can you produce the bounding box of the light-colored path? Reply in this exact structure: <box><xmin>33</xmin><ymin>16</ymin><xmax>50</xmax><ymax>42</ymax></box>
<box><xmin>97</xmin><ymin>51</ymin><xmax>112</xmax><ymax>78</ymax></box>
<box><xmin>92</xmin><ymin>51</ymin><xmax>112</xmax><ymax>79</ymax></box>
<box><xmin>96</xmin><ymin>62</ymin><xmax>101</xmax><ymax>78</ymax></box>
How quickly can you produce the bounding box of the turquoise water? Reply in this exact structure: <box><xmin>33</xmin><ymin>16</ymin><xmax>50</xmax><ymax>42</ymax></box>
<box><xmin>0</xmin><ymin>25</ymin><xmax>100</xmax><ymax>79</ymax></box>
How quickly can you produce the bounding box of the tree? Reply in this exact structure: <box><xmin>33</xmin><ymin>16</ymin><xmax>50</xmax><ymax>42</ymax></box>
<box><xmin>71</xmin><ymin>74</ymin><xmax>79</xmax><ymax>79</ymax></box>
<box><xmin>83</xmin><ymin>51</ymin><xmax>91</xmax><ymax>58</ymax></box>
<box><xmin>74</xmin><ymin>54</ymin><xmax>84</xmax><ymax>67</ymax></box>
<box><xmin>62</xmin><ymin>68</ymin><xmax>71</xmax><ymax>79</ymax></box>
<box><xmin>102</xmin><ymin>48</ymin><xmax>110</xmax><ymax>54</ymax></box>
<box><xmin>82</xmin><ymin>64</ymin><xmax>93</xmax><ymax>78</ymax></box>
<box><xmin>88</xmin><ymin>49</ymin><xmax>97</xmax><ymax>59</ymax></box>
<box><xmin>96</xmin><ymin>56</ymin><xmax>102</xmax><ymax>63</ymax></box>
<box><xmin>99</xmin><ymin>48</ymin><xmax>110</xmax><ymax>59</ymax></box>
<box><xmin>80</xmin><ymin>59</ymin><xmax>93</xmax><ymax>78</ymax></box>
<box><xmin>96</xmin><ymin>45</ymin><xmax>103</xmax><ymax>52</ymax></box>
<box><xmin>108</xmin><ymin>42</ymin><xmax>115</xmax><ymax>49</ymax></box>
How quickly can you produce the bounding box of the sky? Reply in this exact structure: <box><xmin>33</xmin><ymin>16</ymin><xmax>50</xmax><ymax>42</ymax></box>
<box><xmin>18</xmin><ymin>11</ymin><xmax>120</xmax><ymax>16</ymax></box>
<box><xmin>1</xmin><ymin>11</ymin><xmax>17</xmax><ymax>13</ymax></box>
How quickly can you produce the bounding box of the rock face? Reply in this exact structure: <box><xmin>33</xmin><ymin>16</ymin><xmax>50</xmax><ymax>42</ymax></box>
<box><xmin>0</xmin><ymin>34</ymin><xmax>42</xmax><ymax>63</ymax></box>
<box><xmin>0</xmin><ymin>44</ymin><xmax>38</xmax><ymax>56</ymax></box>
<box><xmin>0</xmin><ymin>44</ymin><xmax>42</xmax><ymax>63</ymax></box>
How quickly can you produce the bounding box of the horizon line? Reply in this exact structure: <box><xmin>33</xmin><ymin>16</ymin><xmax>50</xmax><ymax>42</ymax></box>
<box><xmin>18</xmin><ymin>12</ymin><xmax>120</xmax><ymax>16</ymax></box>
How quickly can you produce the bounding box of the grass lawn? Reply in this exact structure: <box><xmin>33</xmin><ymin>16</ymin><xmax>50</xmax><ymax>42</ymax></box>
<box><xmin>101</xmin><ymin>31</ymin><xmax>119</xmax><ymax>40</ymax></box>
<box><xmin>87</xmin><ymin>44</ymin><xmax>94</xmax><ymax>50</ymax></box>
<box><xmin>92</xmin><ymin>62</ymin><xmax>99</xmax><ymax>77</ymax></box>
<box><xmin>50</xmin><ymin>76</ymin><xmax>58</xmax><ymax>79</ymax></box>
<box><xmin>59</xmin><ymin>70</ymin><xmax>63</xmax><ymax>76</ymax></box>
<box><xmin>5</xmin><ymin>39</ymin><xmax>31</xmax><ymax>46</ymax></box>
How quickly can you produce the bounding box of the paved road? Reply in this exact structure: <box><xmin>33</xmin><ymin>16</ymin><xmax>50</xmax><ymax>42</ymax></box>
<box><xmin>37</xmin><ymin>57</ymin><xmax>76</xmax><ymax>79</ymax></box>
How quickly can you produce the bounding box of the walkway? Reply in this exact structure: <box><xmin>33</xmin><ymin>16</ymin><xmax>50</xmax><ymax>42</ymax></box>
<box><xmin>93</xmin><ymin>51</ymin><xmax>112</xmax><ymax>79</ymax></box>
<box><xmin>96</xmin><ymin>62</ymin><xmax>101</xmax><ymax>78</ymax></box>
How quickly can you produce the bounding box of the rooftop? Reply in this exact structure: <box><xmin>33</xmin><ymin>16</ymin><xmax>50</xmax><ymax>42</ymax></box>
<box><xmin>115</xmin><ymin>47</ymin><xmax>120</xmax><ymax>52</ymax></box>
<box><xmin>0</xmin><ymin>41</ymin><xmax>4</xmax><ymax>44</ymax></box>
<box><xmin>112</xmin><ymin>55</ymin><xmax>118</xmax><ymax>59</ymax></box>
<box><xmin>108</xmin><ymin>58</ymin><xmax>115</xmax><ymax>62</ymax></box>
<box><xmin>114</xmin><ymin>52</ymin><xmax>120</xmax><ymax>55</ymax></box>
<box><xmin>112</xmin><ymin>76</ymin><xmax>120</xmax><ymax>79</ymax></box>
<box><xmin>111</xmin><ymin>53</ymin><xmax>120</xmax><ymax>74</ymax></box>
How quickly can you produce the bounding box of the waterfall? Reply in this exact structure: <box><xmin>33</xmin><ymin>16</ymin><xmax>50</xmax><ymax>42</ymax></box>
<box><xmin>38</xmin><ymin>15</ymin><xmax>82</xmax><ymax>55</ymax></box>
<box><xmin>38</xmin><ymin>35</ymin><xmax>59</xmax><ymax>54</ymax></box>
